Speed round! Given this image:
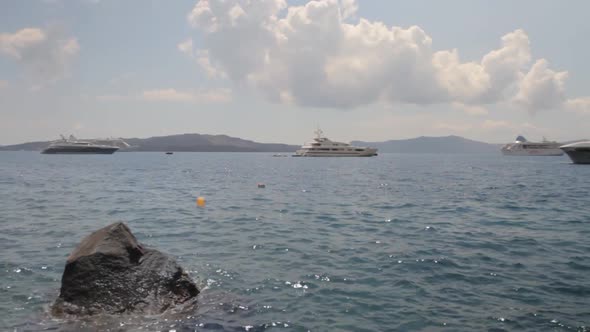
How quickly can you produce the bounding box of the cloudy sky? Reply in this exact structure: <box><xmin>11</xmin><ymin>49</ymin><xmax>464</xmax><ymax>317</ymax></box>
<box><xmin>1</xmin><ymin>0</ymin><xmax>589</xmax><ymax>145</ymax></box>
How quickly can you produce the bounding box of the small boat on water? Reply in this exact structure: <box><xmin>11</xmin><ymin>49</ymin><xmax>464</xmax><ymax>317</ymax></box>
<box><xmin>560</xmin><ymin>141</ymin><xmax>590</xmax><ymax>164</ymax></box>
<box><xmin>166</xmin><ymin>152</ymin><xmax>174</xmax><ymax>155</ymax></box>
<box><xmin>294</xmin><ymin>129</ymin><xmax>378</xmax><ymax>157</ymax></box>
<box><xmin>501</xmin><ymin>136</ymin><xmax>563</xmax><ymax>156</ymax></box>
<box><xmin>42</xmin><ymin>135</ymin><xmax>120</xmax><ymax>154</ymax></box>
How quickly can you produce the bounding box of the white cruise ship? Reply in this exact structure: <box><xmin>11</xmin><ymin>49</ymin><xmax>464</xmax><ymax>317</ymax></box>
<box><xmin>294</xmin><ymin>129</ymin><xmax>377</xmax><ymax>157</ymax></box>
<box><xmin>501</xmin><ymin>136</ymin><xmax>563</xmax><ymax>156</ymax></box>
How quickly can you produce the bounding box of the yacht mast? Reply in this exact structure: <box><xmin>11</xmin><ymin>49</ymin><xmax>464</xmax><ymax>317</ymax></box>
<box><xmin>315</xmin><ymin>128</ymin><xmax>323</xmax><ymax>139</ymax></box>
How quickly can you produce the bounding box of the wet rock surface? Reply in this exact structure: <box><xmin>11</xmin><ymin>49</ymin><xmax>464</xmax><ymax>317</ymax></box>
<box><xmin>51</xmin><ymin>222</ymin><xmax>198</xmax><ymax>316</ymax></box>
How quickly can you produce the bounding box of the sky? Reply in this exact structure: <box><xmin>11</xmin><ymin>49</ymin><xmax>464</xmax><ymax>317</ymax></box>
<box><xmin>1</xmin><ymin>0</ymin><xmax>589</xmax><ymax>145</ymax></box>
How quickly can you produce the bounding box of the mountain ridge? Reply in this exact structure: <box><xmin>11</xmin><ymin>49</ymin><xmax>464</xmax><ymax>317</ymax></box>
<box><xmin>0</xmin><ymin>133</ymin><xmax>299</xmax><ymax>152</ymax></box>
<box><xmin>352</xmin><ymin>135</ymin><xmax>501</xmax><ymax>154</ymax></box>
<box><xmin>2</xmin><ymin>133</ymin><xmax>583</xmax><ymax>154</ymax></box>
<box><xmin>123</xmin><ymin>133</ymin><xmax>298</xmax><ymax>152</ymax></box>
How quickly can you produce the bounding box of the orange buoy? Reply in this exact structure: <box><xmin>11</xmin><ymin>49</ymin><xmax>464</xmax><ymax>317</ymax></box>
<box><xmin>196</xmin><ymin>196</ymin><xmax>206</xmax><ymax>207</ymax></box>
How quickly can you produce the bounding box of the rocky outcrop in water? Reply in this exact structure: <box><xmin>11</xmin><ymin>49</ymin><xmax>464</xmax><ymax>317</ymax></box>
<box><xmin>51</xmin><ymin>222</ymin><xmax>198</xmax><ymax>316</ymax></box>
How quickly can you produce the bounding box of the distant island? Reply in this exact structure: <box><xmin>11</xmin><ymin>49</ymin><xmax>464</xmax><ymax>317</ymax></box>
<box><xmin>352</xmin><ymin>135</ymin><xmax>501</xmax><ymax>154</ymax></box>
<box><xmin>0</xmin><ymin>133</ymin><xmax>506</xmax><ymax>153</ymax></box>
<box><xmin>0</xmin><ymin>133</ymin><xmax>298</xmax><ymax>153</ymax></box>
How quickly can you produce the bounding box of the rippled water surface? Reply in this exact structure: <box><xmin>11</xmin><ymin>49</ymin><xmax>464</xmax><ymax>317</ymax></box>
<box><xmin>1</xmin><ymin>152</ymin><xmax>589</xmax><ymax>331</ymax></box>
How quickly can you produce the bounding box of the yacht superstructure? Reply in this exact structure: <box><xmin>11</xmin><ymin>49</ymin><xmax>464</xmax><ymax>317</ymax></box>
<box><xmin>501</xmin><ymin>136</ymin><xmax>563</xmax><ymax>156</ymax></box>
<box><xmin>294</xmin><ymin>129</ymin><xmax>377</xmax><ymax>157</ymax></box>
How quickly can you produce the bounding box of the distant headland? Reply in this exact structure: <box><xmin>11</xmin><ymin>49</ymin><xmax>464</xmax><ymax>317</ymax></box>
<box><xmin>0</xmin><ymin>133</ymin><xmax>507</xmax><ymax>154</ymax></box>
<box><xmin>0</xmin><ymin>133</ymin><xmax>299</xmax><ymax>153</ymax></box>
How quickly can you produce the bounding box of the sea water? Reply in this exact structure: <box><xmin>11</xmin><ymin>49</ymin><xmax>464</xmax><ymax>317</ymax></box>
<box><xmin>0</xmin><ymin>152</ymin><xmax>589</xmax><ymax>331</ymax></box>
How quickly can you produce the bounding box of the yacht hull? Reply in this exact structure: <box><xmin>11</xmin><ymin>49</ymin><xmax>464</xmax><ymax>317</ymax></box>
<box><xmin>501</xmin><ymin>149</ymin><xmax>563</xmax><ymax>156</ymax></box>
<box><xmin>295</xmin><ymin>149</ymin><xmax>377</xmax><ymax>157</ymax></box>
<box><xmin>561</xmin><ymin>148</ymin><xmax>590</xmax><ymax>164</ymax></box>
<box><xmin>294</xmin><ymin>154</ymin><xmax>377</xmax><ymax>157</ymax></box>
<box><xmin>42</xmin><ymin>147</ymin><xmax>118</xmax><ymax>154</ymax></box>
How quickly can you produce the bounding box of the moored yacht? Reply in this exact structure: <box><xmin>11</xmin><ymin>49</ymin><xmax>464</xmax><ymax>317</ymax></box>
<box><xmin>560</xmin><ymin>141</ymin><xmax>590</xmax><ymax>164</ymax></box>
<box><xmin>501</xmin><ymin>136</ymin><xmax>563</xmax><ymax>156</ymax></box>
<box><xmin>294</xmin><ymin>129</ymin><xmax>377</xmax><ymax>157</ymax></box>
<box><xmin>42</xmin><ymin>135</ymin><xmax>120</xmax><ymax>154</ymax></box>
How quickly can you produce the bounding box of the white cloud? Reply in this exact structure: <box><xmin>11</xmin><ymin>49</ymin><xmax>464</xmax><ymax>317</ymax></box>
<box><xmin>142</xmin><ymin>88</ymin><xmax>232</xmax><ymax>103</ymax></box>
<box><xmin>0</xmin><ymin>27</ymin><xmax>79</xmax><ymax>81</ymax></box>
<box><xmin>565</xmin><ymin>97</ymin><xmax>590</xmax><ymax>114</ymax></box>
<box><xmin>451</xmin><ymin>102</ymin><xmax>488</xmax><ymax>116</ymax></box>
<box><xmin>142</xmin><ymin>89</ymin><xmax>198</xmax><ymax>102</ymax></box>
<box><xmin>479</xmin><ymin>29</ymin><xmax>531</xmax><ymax>101</ymax></box>
<box><xmin>339</xmin><ymin>0</ymin><xmax>358</xmax><ymax>20</ymax></box>
<box><xmin>43</xmin><ymin>0</ymin><xmax>100</xmax><ymax>4</ymax></box>
<box><xmin>177</xmin><ymin>40</ymin><xmax>225</xmax><ymax>78</ymax></box>
<box><xmin>482</xmin><ymin>119</ymin><xmax>513</xmax><ymax>130</ymax></box>
<box><xmin>108</xmin><ymin>72</ymin><xmax>135</xmax><ymax>86</ymax></box>
<box><xmin>435</xmin><ymin>119</ymin><xmax>546</xmax><ymax>136</ymax></box>
<box><xmin>96</xmin><ymin>94</ymin><xmax>127</xmax><ymax>102</ymax></box>
<box><xmin>433</xmin><ymin>122</ymin><xmax>472</xmax><ymax>132</ymax></box>
<box><xmin>185</xmin><ymin>0</ymin><xmax>588</xmax><ymax>112</ymax></box>
<box><xmin>0</xmin><ymin>28</ymin><xmax>46</xmax><ymax>58</ymax></box>
<box><xmin>514</xmin><ymin>59</ymin><xmax>568</xmax><ymax>113</ymax></box>
<box><xmin>195</xmin><ymin>49</ymin><xmax>225</xmax><ymax>78</ymax></box>
<box><xmin>477</xmin><ymin>120</ymin><xmax>556</xmax><ymax>140</ymax></box>
<box><xmin>97</xmin><ymin>88</ymin><xmax>232</xmax><ymax>104</ymax></box>
<box><xmin>177</xmin><ymin>38</ymin><xmax>194</xmax><ymax>57</ymax></box>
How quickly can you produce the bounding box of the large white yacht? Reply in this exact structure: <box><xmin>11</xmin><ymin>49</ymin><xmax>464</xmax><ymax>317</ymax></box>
<box><xmin>42</xmin><ymin>135</ymin><xmax>121</xmax><ymax>154</ymax></box>
<box><xmin>501</xmin><ymin>136</ymin><xmax>563</xmax><ymax>156</ymax></box>
<box><xmin>560</xmin><ymin>141</ymin><xmax>590</xmax><ymax>164</ymax></box>
<box><xmin>294</xmin><ymin>129</ymin><xmax>378</xmax><ymax>157</ymax></box>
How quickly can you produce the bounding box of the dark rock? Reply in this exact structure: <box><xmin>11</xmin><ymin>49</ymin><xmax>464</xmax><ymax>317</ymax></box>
<box><xmin>51</xmin><ymin>222</ymin><xmax>199</xmax><ymax>316</ymax></box>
